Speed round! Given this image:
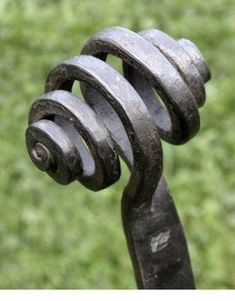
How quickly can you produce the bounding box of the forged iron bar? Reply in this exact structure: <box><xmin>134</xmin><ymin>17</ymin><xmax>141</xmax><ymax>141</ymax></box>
<box><xmin>25</xmin><ymin>26</ymin><xmax>211</xmax><ymax>289</ymax></box>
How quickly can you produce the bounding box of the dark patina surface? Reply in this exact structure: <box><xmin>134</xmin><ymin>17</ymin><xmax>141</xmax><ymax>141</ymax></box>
<box><xmin>25</xmin><ymin>26</ymin><xmax>211</xmax><ymax>289</ymax></box>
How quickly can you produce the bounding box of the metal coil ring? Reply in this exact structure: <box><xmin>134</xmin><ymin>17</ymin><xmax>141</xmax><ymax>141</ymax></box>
<box><xmin>25</xmin><ymin>26</ymin><xmax>211</xmax><ymax>289</ymax></box>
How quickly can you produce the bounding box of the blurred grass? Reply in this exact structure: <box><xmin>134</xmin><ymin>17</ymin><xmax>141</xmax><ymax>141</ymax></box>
<box><xmin>0</xmin><ymin>0</ymin><xmax>234</xmax><ymax>289</ymax></box>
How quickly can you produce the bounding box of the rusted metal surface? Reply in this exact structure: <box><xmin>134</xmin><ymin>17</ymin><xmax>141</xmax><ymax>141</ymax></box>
<box><xmin>25</xmin><ymin>26</ymin><xmax>211</xmax><ymax>289</ymax></box>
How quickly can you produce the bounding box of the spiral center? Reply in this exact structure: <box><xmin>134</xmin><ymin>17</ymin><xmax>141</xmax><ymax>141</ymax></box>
<box><xmin>31</xmin><ymin>142</ymin><xmax>52</xmax><ymax>171</ymax></box>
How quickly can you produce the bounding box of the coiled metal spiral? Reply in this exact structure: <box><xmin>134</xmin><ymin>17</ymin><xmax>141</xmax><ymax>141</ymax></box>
<box><xmin>25</xmin><ymin>26</ymin><xmax>211</xmax><ymax>289</ymax></box>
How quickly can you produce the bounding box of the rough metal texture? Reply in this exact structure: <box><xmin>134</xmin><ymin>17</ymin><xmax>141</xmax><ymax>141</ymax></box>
<box><xmin>25</xmin><ymin>26</ymin><xmax>211</xmax><ymax>289</ymax></box>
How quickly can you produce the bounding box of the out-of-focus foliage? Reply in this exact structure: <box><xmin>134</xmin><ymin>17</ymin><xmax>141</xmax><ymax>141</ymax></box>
<box><xmin>0</xmin><ymin>0</ymin><xmax>234</xmax><ymax>289</ymax></box>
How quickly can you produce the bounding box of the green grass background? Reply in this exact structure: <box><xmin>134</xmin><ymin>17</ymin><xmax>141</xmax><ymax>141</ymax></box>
<box><xmin>0</xmin><ymin>0</ymin><xmax>234</xmax><ymax>288</ymax></box>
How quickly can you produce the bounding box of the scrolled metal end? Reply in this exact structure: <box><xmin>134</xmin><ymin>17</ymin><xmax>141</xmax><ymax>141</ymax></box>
<box><xmin>26</xmin><ymin>119</ymin><xmax>82</xmax><ymax>185</ymax></box>
<box><xmin>26</xmin><ymin>90</ymin><xmax>121</xmax><ymax>190</ymax></box>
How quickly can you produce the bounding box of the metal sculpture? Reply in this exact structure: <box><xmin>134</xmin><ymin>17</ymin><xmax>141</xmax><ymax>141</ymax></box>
<box><xmin>25</xmin><ymin>26</ymin><xmax>211</xmax><ymax>289</ymax></box>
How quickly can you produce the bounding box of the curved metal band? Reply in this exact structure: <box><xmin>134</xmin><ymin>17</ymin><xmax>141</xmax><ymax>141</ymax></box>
<box><xmin>81</xmin><ymin>26</ymin><xmax>200</xmax><ymax>144</ymax></box>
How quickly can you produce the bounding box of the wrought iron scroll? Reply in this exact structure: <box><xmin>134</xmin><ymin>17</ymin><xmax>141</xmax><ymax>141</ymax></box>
<box><xmin>25</xmin><ymin>27</ymin><xmax>211</xmax><ymax>289</ymax></box>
